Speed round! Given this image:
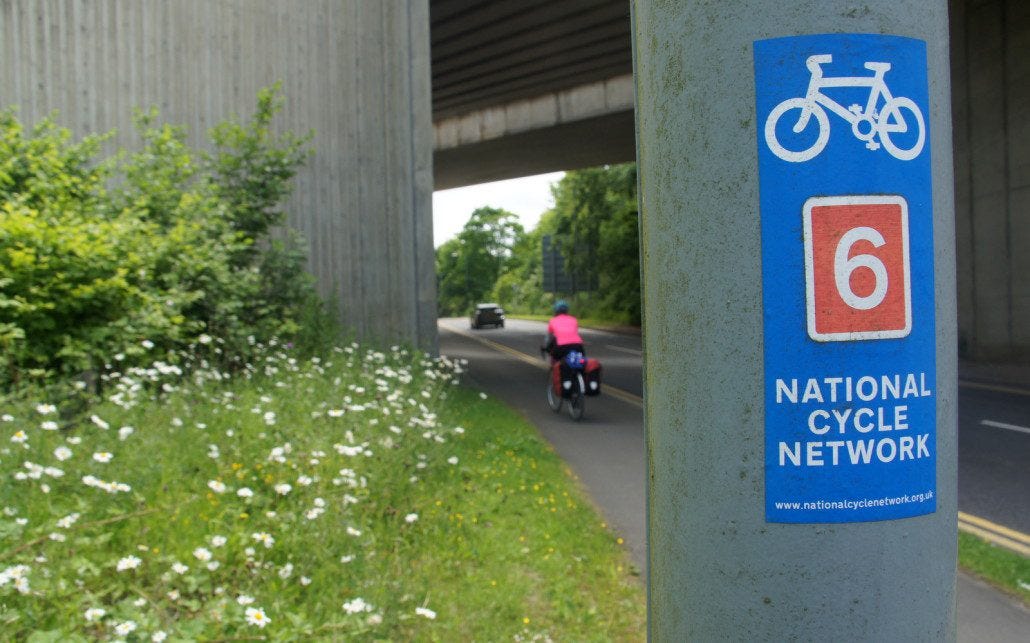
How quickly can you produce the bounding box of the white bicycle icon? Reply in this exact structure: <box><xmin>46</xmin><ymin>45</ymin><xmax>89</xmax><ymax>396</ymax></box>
<box><xmin>764</xmin><ymin>54</ymin><xmax>925</xmax><ymax>162</ymax></box>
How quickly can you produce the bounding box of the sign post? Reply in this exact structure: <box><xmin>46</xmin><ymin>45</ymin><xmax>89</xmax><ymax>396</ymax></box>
<box><xmin>632</xmin><ymin>2</ymin><xmax>956</xmax><ymax>639</ymax></box>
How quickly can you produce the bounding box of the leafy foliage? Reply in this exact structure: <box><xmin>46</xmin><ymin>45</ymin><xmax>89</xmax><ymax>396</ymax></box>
<box><xmin>437</xmin><ymin>165</ymin><xmax>641</xmax><ymax>325</ymax></box>
<box><xmin>0</xmin><ymin>88</ymin><xmax>326</xmax><ymax>391</ymax></box>
<box><xmin>435</xmin><ymin>207</ymin><xmax>523</xmax><ymax>317</ymax></box>
<box><xmin>549</xmin><ymin>164</ymin><xmax>640</xmax><ymax>324</ymax></box>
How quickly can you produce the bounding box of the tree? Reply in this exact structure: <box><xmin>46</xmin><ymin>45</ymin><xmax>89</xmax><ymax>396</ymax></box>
<box><xmin>550</xmin><ymin>164</ymin><xmax>640</xmax><ymax>323</ymax></box>
<box><xmin>435</xmin><ymin>207</ymin><xmax>523</xmax><ymax>316</ymax></box>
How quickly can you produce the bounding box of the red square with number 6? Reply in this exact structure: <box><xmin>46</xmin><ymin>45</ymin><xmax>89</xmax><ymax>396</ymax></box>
<box><xmin>803</xmin><ymin>195</ymin><xmax>911</xmax><ymax>341</ymax></box>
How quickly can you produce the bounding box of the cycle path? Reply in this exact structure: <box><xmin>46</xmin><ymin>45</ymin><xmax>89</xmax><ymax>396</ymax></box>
<box><xmin>438</xmin><ymin>319</ymin><xmax>1030</xmax><ymax>641</ymax></box>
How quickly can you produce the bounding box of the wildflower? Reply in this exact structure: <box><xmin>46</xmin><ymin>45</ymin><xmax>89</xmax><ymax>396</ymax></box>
<box><xmin>416</xmin><ymin>606</ymin><xmax>437</xmax><ymax>619</ymax></box>
<box><xmin>166</xmin><ymin>590</ymin><xmax>180</xmax><ymax>601</ymax></box>
<box><xmin>211</xmin><ymin>535</ymin><xmax>227</xmax><ymax>547</ymax></box>
<box><xmin>300</xmin><ymin>576</ymin><xmax>312</xmax><ymax>586</ymax></box>
<box><xmin>10</xmin><ymin>430</ymin><xmax>27</xmax><ymax>444</ymax></box>
<box><xmin>36</xmin><ymin>404</ymin><xmax>57</xmax><ymax>415</ymax></box>
<box><xmin>305</xmin><ymin>507</ymin><xmax>324</xmax><ymax>520</ymax></box>
<box><xmin>152</xmin><ymin>631</ymin><xmax>168</xmax><ymax>642</ymax></box>
<box><xmin>54</xmin><ymin>446</ymin><xmax>72</xmax><ymax>461</ymax></box>
<box><xmin>252</xmin><ymin>532</ymin><xmax>275</xmax><ymax>548</ymax></box>
<box><xmin>237</xmin><ymin>487</ymin><xmax>254</xmax><ymax>499</ymax></box>
<box><xmin>274</xmin><ymin>483</ymin><xmax>292</xmax><ymax>496</ymax></box>
<box><xmin>56</xmin><ymin>513</ymin><xmax>80</xmax><ymax>529</ymax></box>
<box><xmin>93</xmin><ymin>452</ymin><xmax>114</xmax><ymax>463</ymax></box>
<box><xmin>115</xmin><ymin>621</ymin><xmax>137</xmax><ymax>635</ymax></box>
<box><xmin>67</xmin><ymin>436</ymin><xmax>82</xmax><ymax>444</ymax></box>
<box><xmin>198</xmin><ymin>333</ymin><xmax>212</xmax><ymax>345</ymax></box>
<box><xmin>193</xmin><ymin>547</ymin><xmax>213</xmax><ymax>562</ymax></box>
<box><xmin>208</xmin><ymin>480</ymin><xmax>227</xmax><ymax>493</ymax></box>
<box><xmin>84</xmin><ymin>607</ymin><xmax>106</xmax><ymax>622</ymax></box>
<box><xmin>448</xmin><ymin>456</ymin><xmax>459</xmax><ymax>465</ymax></box>
<box><xmin>116</xmin><ymin>556</ymin><xmax>142</xmax><ymax>571</ymax></box>
<box><xmin>207</xmin><ymin>561</ymin><xmax>220</xmax><ymax>571</ymax></box>
<box><xmin>245</xmin><ymin>606</ymin><xmax>270</xmax><ymax>628</ymax></box>
<box><xmin>237</xmin><ymin>594</ymin><xmax>256</xmax><ymax>605</ymax></box>
<box><xmin>171</xmin><ymin>417</ymin><xmax>183</xmax><ymax>427</ymax></box>
<box><xmin>171</xmin><ymin>562</ymin><xmax>189</xmax><ymax>575</ymax></box>
<box><xmin>40</xmin><ymin>421</ymin><xmax>59</xmax><ymax>431</ymax></box>
<box><xmin>278</xmin><ymin>562</ymin><xmax>293</xmax><ymax>579</ymax></box>
<box><xmin>346</xmin><ymin>526</ymin><xmax>362</xmax><ymax>537</ymax></box>
<box><xmin>141</xmin><ymin>339</ymin><xmax>155</xmax><ymax>349</ymax></box>
<box><xmin>297</xmin><ymin>475</ymin><xmax>313</xmax><ymax>486</ymax></box>
<box><xmin>479</xmin><ymin>392</ymin><xmax>488</xmax><ymax>399</ymax></box>
<box><xmin>340</xmin><ymin>555</ymin><xmax>354</xmax><ymax>564</ymax></box>
<box><xmin>343</xmin><ymin>597</ymin><xmax>372</xmax><ymax>614</ymax></box>
<box><xmin>263</xmin><ymin>411</ymin><xmax>277</xmax><ymax>426</ymax></box>
<box><xmin>118</xmin><ymin>426</ymin><xmax>135</xmax><ymax>440</ymax></box>
<box><xmin>405</xmin><ymin>513</ymin><xmax>419</xmax><ymax>523</ymax></box>
<box><xmin>49</xmin><ymin>532</ymin><xmax>66</xmax><ymax>542</ymax></box>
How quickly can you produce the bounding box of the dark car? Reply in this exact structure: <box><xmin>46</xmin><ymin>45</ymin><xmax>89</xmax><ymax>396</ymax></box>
<box><xmin>470</xmin><ymin>303</ymin><xmax>505</xmax><ymax>329</ymax></box>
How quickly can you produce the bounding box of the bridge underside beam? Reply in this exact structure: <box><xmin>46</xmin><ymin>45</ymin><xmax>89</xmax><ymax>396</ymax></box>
<box><xmin>433</xmin><ymin>73</ymin><xmax>635</xmax><ymax>189</ymax></box>
<box><xmin>434</xmin><ymin>109</ymin><xmax>635</xmax><ymax>189</ymax></box>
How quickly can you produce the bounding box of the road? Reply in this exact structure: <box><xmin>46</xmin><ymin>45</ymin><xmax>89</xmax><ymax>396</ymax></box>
<box><xmin>438</xmin><ymin>316</ymin><xmax>1030</xmax><ymax>640</ymax></box>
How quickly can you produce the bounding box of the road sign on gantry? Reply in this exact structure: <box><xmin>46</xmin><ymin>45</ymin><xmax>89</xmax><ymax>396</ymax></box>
<box><xmin>754</xmin><ymin>34</ymin><xmax>937</xmax><ymax>523</ymax></box>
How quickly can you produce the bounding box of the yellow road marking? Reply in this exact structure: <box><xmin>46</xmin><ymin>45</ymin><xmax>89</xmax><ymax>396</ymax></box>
<box><xmin>958</xmin><ymin>511</ymin><xmax>1030</xmax><ymax>558</ymax></box>
<box><xmin>440</xmin><ymin>322</ymin><xmax>644</xmax><ymax>408</ymax></box>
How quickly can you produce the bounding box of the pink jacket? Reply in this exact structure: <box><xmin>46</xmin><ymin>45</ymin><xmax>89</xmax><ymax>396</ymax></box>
<box><xmin>548</xmin><ymin>314</ymin><xmax>583</xmax><ymax>346</ymax></box>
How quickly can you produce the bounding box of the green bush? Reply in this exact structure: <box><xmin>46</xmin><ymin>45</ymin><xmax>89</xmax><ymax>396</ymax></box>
<box><xmin>0</xmin><ymin>87</ymin><xmax>323</xmax><ymax>392</ymax></box>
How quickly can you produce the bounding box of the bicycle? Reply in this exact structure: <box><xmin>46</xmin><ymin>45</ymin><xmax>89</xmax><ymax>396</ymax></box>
<box><xmin>543</xmin><ymin>350</ymin><xmax>586</xmax><ymax>421</ymax></box>
<box><xmin>764</xmin><ymin>53</ymin><xmax>925</xmax><ymax>163</ymax></box>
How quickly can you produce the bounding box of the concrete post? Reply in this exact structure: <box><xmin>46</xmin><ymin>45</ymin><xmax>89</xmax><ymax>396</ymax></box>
<box><xmin>632</xmin><ymin>2</ymin><xmax>956</xmax><ymax>640</ymax></box>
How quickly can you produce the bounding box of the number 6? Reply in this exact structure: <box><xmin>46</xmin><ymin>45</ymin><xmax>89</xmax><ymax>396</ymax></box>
<box><xmin>834</xmin><ymin>227</ymin><xmax>888</xmax><ymax>310</ymax></box>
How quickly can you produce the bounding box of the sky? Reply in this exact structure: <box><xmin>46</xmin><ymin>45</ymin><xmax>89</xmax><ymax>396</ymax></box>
<box><xmin>432</xmin><ymin>171</ymin><xmax>565</xmax><ymax>248</ymax></box>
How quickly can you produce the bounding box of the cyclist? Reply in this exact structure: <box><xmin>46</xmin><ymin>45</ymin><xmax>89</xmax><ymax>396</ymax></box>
<box><xmin>543</xmin><ymin>299</ymin><xmax>584</xmax><ymax>362</ymax></box>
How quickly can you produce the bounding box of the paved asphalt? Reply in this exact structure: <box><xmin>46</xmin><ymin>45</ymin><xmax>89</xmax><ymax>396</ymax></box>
<box><xmin>438</xmin><ymin>317</ymin><xmax>1030</xmax><ymax>641</ymax></box>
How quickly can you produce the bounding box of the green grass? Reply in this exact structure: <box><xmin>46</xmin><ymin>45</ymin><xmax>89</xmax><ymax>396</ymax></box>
<box><xmin>958</xmin><ymin>532</ymin><xmax>1030</xmax><ymax>604</ymax></box>
<box><xmin>0</xmin><ymin>343</ymin><xmax>645</xmax><ymax>640</ymax></box>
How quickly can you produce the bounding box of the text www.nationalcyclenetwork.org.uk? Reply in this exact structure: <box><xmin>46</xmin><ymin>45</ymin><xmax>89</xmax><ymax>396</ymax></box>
<box><xmin>774</xmin><ymin>490</ymin><xmax>934</xmax><ymax>512</ymax></box>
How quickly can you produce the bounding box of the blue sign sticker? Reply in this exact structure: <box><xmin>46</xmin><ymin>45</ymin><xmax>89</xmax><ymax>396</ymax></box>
<box><xmin>755</xmin><ymin>34</ymin><xmax>936</xmax><ymax>523</ymax></box>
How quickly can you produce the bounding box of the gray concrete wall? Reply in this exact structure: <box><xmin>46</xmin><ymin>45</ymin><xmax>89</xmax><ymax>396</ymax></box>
<box><xmin>0</xmin><ymin>0</ymin><xmax>437</xmax><ymax>352</ymax></box>
<box><xmin>951</xmin><ymin>0</ymin><xmax>1030</xmax><ymax>360</ymax></box>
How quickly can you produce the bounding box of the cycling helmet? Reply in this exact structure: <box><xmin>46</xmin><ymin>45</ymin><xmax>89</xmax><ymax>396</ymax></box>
<box><xmin>553</xmin><ymin>299</ymin><xmax>569</xmax><ymax>315</ymax></box>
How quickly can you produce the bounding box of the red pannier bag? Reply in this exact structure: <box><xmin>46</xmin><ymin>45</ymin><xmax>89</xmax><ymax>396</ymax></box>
<box><xmin>584</xmin><ymin>358</ymin><xmax>602</xmax><ymax>396</ymax></box>
<box><xmin>551</xmin><ymin>361</ymin><xmax>563</xmax><ymax>397</ymax></box>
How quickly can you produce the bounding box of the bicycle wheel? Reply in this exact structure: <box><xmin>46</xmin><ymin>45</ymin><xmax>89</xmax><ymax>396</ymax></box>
<box><xmin>877</xmin><ymin>96</ymin><xmax>925</xmax><ymax>161</ymax></box>
<box><xmin>764</xmin><ymin>98</ymin><xmax>830</xmax><ymax>163</ymax></box>
<box><xmin>546</xmin><ymin>376</ymin><xmax>562</xmax><ymax>413</ymax></box>
<box><xmin>567</xmin><ymin>374</ymin><xmax>585</xmax><ymax>420</ymax></box>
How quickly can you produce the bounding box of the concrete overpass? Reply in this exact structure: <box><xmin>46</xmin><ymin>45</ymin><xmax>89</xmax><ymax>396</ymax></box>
<box><xmin>1</xmin><ymin>0</ymin><xmax>1026</xmax><ymax>361</ymax></box>
<box><xmin>430</xmin><ymin>0</ymin><xmax>634</xmax><ymax>189</ymax></box>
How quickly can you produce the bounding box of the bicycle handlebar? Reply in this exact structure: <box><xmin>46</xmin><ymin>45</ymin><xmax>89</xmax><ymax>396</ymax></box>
<box><xmin>806</xmin><ymin>54</ymin><xmax>832</xmax><ymax>71</ymax></box>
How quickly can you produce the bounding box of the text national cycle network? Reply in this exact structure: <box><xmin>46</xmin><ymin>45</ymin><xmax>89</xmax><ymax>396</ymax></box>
<box><xmin>772</xmin><ymin>371</ymin><xmax>933</xmax><ymax>467</ymax></box>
